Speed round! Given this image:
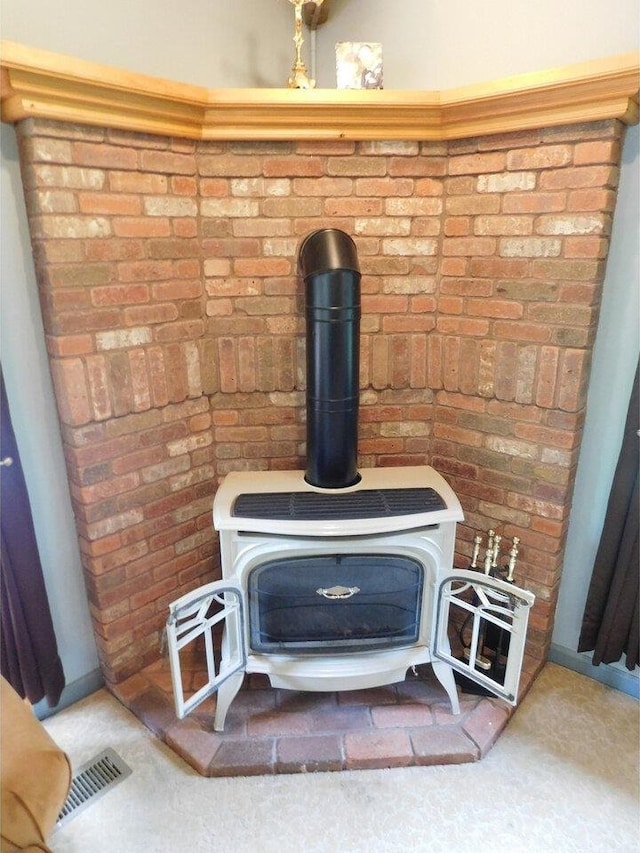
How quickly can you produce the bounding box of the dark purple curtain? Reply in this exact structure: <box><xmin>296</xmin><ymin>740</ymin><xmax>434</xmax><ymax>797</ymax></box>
<box><xmin>1</xmin><ymin>368</ymin><xmax>65</xmax><ymax>706</ymax></box>
<box><xmin>578</xmin><ymin>360</ymin><xmax>639</xmax><ymax>671</ymax></box>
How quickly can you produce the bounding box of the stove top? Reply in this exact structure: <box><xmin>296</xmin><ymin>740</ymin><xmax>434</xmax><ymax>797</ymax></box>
<box><xmin>213</xmin><ymin>466</ymin><xmax>463</xmax><ymax>536</ymax></box>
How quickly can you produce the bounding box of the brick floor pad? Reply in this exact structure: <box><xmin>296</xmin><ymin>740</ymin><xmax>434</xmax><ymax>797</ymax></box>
<box><xmin>110</xmin><ymin>655</ymin><xmax>534</xmax><ymax>777</ymax></box>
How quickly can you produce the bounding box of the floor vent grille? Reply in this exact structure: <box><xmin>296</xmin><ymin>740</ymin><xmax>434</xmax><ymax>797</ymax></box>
<box><xmin>56</xmin><ymin>748</ymin><xmax>132</xmax><ymax>829</ymax></box>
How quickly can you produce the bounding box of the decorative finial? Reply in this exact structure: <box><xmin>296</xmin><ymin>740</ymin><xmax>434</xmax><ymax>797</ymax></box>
<box><xmin>507</xmin><ymin>536</ymin><xmax>520</xmax><ymax>582</ymax></box>
<box><xmin>287</xmin><ymin>0</ymin><xmax>316</xmax><ymax>89</ymax></box>
<box><xmin>471</xmin><ymin>535</ymin><xmax>482</xmax><ymax>569</ymax></box>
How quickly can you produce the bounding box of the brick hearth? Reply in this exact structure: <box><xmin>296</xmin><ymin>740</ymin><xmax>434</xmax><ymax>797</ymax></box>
<box><xmin>13</xmin><ymin>115</ymin><xmax>625</xmax><ymax>761</ymax></box>
<box><xmin>111</xmin><ymin>653</ymin><xmax>538</xmax><ymax>776</ymax></box>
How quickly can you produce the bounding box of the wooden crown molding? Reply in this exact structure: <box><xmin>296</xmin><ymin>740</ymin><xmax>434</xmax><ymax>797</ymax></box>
<box><xmin>1</xmin><ymin>41</ymin><xmax>638</xmax><ymax>141</ymax></box>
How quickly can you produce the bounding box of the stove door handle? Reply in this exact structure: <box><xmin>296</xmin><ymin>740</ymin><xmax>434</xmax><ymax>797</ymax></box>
<box><xmin>316</xmin><ymin>585</ymin><xmax>360</xmax><ymax>600</ymax></box>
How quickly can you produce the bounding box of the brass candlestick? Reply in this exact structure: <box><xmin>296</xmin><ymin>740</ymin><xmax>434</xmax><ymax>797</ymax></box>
<box><xmin>287</xmin><ymin>0</ymin><xmax>315</xmax><ymax>89</ymax></box>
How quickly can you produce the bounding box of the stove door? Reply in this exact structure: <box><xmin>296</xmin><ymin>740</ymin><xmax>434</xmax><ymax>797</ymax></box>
<box><xmin>166</xmin><ymin>582</ymin><xmax>245</xmax><ymax>719</ymax></box>
<box><xmin>433</xmin><ymin>570</ymin><xmax>535</xmax><ymax>705</ymax></box>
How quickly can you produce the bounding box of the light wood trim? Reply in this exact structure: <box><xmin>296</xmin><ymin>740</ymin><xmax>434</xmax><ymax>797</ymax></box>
<box><xmin>1</xmin><ymin>41</ymin><xmax>638</xmax><ymax>141</ymax></box>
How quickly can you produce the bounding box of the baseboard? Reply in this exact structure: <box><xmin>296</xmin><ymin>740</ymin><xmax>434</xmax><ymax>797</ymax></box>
<box><xmin>34</xmin><ymin>668</ymin><xmax>105</xmax><ymax>720</ymax></box>
<box><xmin>548</xmin><ymin>644</ymin><xmax>639</xmax><ymax>699</ymax></box>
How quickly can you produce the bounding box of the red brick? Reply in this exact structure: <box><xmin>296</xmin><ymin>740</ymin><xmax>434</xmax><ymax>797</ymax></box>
<box><xmin>557</xmin><ymin>348</ymin><xmax>590</xmax><ymax>412</ymax></box>
<box><xmin>442</xmin><ymin>236</ymin><xmax>496</xmax><ymax>256</ymax></box>
<box><xmin>171</xmin><ymin>176</ymin><xmax>197</xmax><ymax>196</ymax></box>
<box><xmin>411</xmin><ymin>727</ymin><xmax>479</xmax><ymax>765</ymax></box>
<box><xmin>78</xmin><ymin>193</ymin><xmax>141</xmax><ymax>216</ymax></box>
<box><xmin>567</xmin><ymin>188</ymin><xmax>617</xmax><ymax>212</ymax></box>
<box><xmin>494</xmin><ymin>322</ymin><xmax>551</xmax><ymax>343</ymax></box>
<box><xmin>461</xmin><ymin>700</ymin><xmax>509</xmax><ymax>756</ymax></box>
<box><xmin>109</xmin><ymin>172</ymin><xmax>168</xmax><ymax>193</ymax></box>
<box><xmin>173</xmin><ymin>220</ymin><xmax>198</xmax><ymax>238</ymax></box>
<box><xmin>84</xmin><ymin>239</ymin><xmax>144</xmax><ymax>262</ymax></box>
<box><xmin>356</xmin><ymin>177</ymin><xmax>414</xmax><ymax>196</ymax></box>
<box><xmin>233</xmin><ymin>258</ymin><xmax>291</xmax><ymax>276</ymax></box>
<box><xmin>573</xmin><ymin>139</ymin><xmax>620</xmax><ymax>165</ymax></box>
<box><xmin>506</xmin><ymin>145</ymin><xmax>572</xmax><ymax>170</ymax></box>
<box><xmin>564</xmin><ymin>237</ymin><xmax>608</xmax><ymax>259</ymax></box>
<box><xmin>152</xmin><ymin>279</ymin><xmax>203</xmax><ymax>300</ymax></box>
<box><xmin>200</xmin><ymin>178</ymin><xmax>229</xmax><ymax>197</ymax></box>
<box><xmin>328</xmin><ymin>156</ymin><xmax>387</xmax><ymax>177</ymax></box>
<box><xmin>50</xmin><ymin>358</ymin><xmax>92</xmax><ymax>425</ymax></box>
<box><xmin>344</xmin><ymin>729</ymin><xmax>413</xmax><ymax>770</ymax></box>
<box><xmin>46</xmin><ymin>333</ymin><xmax>94</xmax><ymax>357</ymax></box>
<box><xmin>440</xmin><ymin>257</ymin><xmax>468</xmax><ymax>276</ymax></box>
<box><xmin>503</xmin><ymin>192</ymin><xmax>567</xmax><ymax>214</ymax></box>
<box><xmin>73</xmin><ymin>142</ymin><xmax>138</xmax><ymax>170</ymax></box>
<box><xmin>263</xmin><ymin>156</ymin><xmax>324</xmax><ymax>177</ymax></box>
<box><xmin>139</xmin><ymin>150</ymin><xmax>196</xmax><ymax>175</ymax></box>
<box><xmin>200</xmin><ymin>154</ymin><xmax>262</xmax><ymax>178</ymax></box>
<box><xmin>113</xmin><ymin>218</ymin><xmax>171</xmax><ymax>238</ymax></box>
<box><xmin>444</xmin><ymin>216</ymin><xmax>470</xmax><ymax>236</ymax></box>
<box><xmin>437</xmin><ymin>317</ymin><xmax>490</xmax><ymax>336</ymax></box>
<box><xmin>540</xmin><ymin>165</ymin><xmax>618</xmax><ymax>190</ymax></box>
<box><xmin>449</xmin><ymin>152</ymin><xmax>506</xmax><ymax>175</ymax></box>
<box><xmin>388</xmin><ymin>157</ymin><xmax>446</xmax><ymax>177</ymax></box>
<box><xmin>91</xmin><ymin>284</ymin><xmax>149</xmax><ymax>306</ymax></box>
<box><xmin>118</xmin><ymin>260</ymin><xmax>173</xmax><ymax>283</ymax></box>
<box><xmin>325</xmin><ymin>197</ymin><xmax>383</xmax><ymax>217</ymax></box>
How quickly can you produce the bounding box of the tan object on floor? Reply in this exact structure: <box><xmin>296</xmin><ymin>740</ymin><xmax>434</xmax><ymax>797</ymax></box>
<box><xmin>0</xmin><ymin>677</ymin><xmax>72</xmax><ymax>853</ymax></box>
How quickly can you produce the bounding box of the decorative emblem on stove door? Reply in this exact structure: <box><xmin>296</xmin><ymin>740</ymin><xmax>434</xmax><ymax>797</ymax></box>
<box><xmin>316</xmin><ymin>585</ymin><xmax>360</xmax><ymax>599</ymax></box>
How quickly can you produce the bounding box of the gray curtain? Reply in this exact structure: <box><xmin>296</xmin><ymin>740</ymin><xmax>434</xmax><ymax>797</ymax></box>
<box><xmin>578</xmin><ymin>360</ymin><xmax>639</xmax><ymax>671</ymax></box>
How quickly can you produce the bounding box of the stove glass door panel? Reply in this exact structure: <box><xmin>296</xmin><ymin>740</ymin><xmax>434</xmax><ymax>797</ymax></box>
<box><xmin>433</xmin><ymin>569</ymin><xmax>535</xmax><ymax>705</ymax></box>
<box><xmin>249</xmin><ymin>554</ymin><xmax>423</xmax><ymax>653</ymax></box>
<box><xmin>166</xmin><ymin>581</ymin><xmax>245</xmax><ymax>719</ymax></box>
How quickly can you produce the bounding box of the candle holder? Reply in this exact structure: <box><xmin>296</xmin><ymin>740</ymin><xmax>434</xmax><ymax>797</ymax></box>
<box><xmin>287</xmin><ymin>0</ymin><xmax>315</xmax><ymax>89</ymax></box>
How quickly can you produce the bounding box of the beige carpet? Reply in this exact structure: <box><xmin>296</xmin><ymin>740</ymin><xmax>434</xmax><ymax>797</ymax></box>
<box><xmin>45</xmin><ymin>663</ymin><xmax>639</xmax><ymax>853</ymax></box>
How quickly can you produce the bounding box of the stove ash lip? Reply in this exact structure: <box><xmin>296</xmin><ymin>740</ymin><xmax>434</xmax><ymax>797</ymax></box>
<box><xmin>299</xmin><ymin>228</ymin><xmax>362</xmax><ymax>491</ymax></box>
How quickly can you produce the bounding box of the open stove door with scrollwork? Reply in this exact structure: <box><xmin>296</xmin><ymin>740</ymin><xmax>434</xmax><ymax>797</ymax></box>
<box><xmin>166</xmin><ymin>582</ymin><xmax>245</xmax><ymax>720</ymax></box>
<box><xmin>433</xmin><ymin>569</ymin><xmax>535</xmax><ymax>705</ymax></box>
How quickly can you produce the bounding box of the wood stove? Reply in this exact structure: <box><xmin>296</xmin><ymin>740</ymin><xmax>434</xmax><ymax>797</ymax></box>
<box><xmin>166</xmin><ymin>466</ymin><xmax>534</xmax><ymax>730</ymax></box>
<box><xmin>165</xmin><ymin>230</ymin><xmax>534</xmax><ymax>730</ymax></box>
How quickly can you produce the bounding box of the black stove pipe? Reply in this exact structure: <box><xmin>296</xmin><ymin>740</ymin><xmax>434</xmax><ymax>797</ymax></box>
<box><xmin>298</xmin><ymin>228</ymin><xmax>361</xmax><ymax>489</ymax></box>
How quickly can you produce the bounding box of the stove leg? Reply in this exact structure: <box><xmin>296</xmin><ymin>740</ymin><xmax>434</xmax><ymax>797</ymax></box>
<box><xmin>431</xmin><ymin>660</ymin><xmax>460</xmax><ymax>715</ymax></box>
<box><xmin>213</xmin><ymin>671</ymin><xmax>244</xmax><ymax>732</ymax></box>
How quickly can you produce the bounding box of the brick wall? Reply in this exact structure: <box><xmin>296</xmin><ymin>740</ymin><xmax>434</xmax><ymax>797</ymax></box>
<box><xmin>15</xmin><ymin>117</ymin><xmax>623</xmax><ymax>684</ymax></box>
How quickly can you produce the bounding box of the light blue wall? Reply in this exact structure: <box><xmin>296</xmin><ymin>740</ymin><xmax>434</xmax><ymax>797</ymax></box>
<box><xmin>1</xmin><ymin>0</ymin><xmax>638</xmax><ymax>709</ymax></box>
<box><xmin>1</xmin><ymin>124</ymin><xmax>102</xmax><ymax>714</ymax></box>
<box><xmin>550</xmin><ymin>123</ymin><xmax>639</xmax><ymax>696</ymax></box>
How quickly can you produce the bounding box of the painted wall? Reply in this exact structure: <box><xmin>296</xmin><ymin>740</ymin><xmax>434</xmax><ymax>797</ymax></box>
<box><xmin>313</xmin><ymin>0</ymin><xmax>639</xmax><ymax>89</ymax></box>
<box><xmin>1</xmin><ymin>0</ymin><xmax>638</xmax><ymax>710</ymax></box>
<box><xmin>0</xmin><ymin>0</ymin><xmax>291</xmax><ymax>88</ymax></box>
<box><xmin>1</xmin><ymin>124</ymin><xmax>102</xmax><ymax>710</ymax></box>
<box><xmin>550</xmin><ymin>121</ymin><xmax>639</xmax><ymax>692</ymax></box>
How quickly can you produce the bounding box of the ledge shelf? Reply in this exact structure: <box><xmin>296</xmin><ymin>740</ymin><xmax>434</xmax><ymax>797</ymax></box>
<box><xmin>1</xmin><ymin>41</ymin><xmax>638</xmax><ymax>141</ymax></box>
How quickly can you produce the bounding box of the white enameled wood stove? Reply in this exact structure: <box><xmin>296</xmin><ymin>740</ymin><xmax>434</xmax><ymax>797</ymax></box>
<box><xmin>166</xmin><ymin>230</ymin><xmax>534</xmax><ymax>730</ymax></box>
<box><xmin>166</xmin><ymin>466</ymin><xmax>534</xmax><ymax>730</ymax></box>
